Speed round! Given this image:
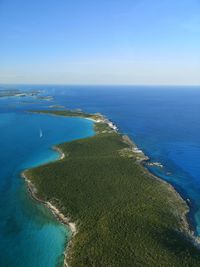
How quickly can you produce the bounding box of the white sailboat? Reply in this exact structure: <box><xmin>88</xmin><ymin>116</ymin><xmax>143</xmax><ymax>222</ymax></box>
<box><xmin>39</xmin><ymin>128</ymin><xmax>43</xmax><ymax>138</ymax></box>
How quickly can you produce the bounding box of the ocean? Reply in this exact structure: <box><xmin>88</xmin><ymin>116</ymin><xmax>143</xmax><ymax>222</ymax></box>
<box><xmin>0</xmin><ymin>85</ymin><xmax>200</xmax><ymax>266</ymax></box>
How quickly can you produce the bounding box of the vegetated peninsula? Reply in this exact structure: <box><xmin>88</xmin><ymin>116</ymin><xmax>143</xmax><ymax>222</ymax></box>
<box><xmin>24</xmin><ymin>110</ymin><xmax>200</xmax><ymax>267</ymax></box>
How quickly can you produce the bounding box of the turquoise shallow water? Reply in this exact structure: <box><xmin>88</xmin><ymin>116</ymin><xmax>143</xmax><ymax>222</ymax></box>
<box><xmin>0</xmin><ymin>106</ymin><xmax>94</xmax><ymax>266</ymax></box>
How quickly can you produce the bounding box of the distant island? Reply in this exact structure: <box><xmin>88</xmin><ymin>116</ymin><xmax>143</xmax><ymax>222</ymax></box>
<box><xmin>23</xmin><ymin>109</ymin><xmax>200</xmax><ymax>267</ymax></box>
<box><xmin>0</xmin><ymin>88</ymin><xmax>54</xmax><ymax>101</ymax></box>
<box><xmin>0</xmin><ymin>88</ymin><xmax>39</xmax><ymax>98</ymax></box>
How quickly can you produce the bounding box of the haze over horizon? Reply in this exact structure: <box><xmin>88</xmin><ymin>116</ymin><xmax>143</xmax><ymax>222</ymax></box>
<box><xmin>0</xmin><ymin>0</ymin><xmax>200</xmax><ymax>85</ymax></box>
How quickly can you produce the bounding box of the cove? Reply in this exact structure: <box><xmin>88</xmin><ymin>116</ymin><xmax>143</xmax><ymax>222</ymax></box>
<box><xmin>0</xmin><ymin>111</ymin><xmax>94</xmax><ymax>267</ymax></box>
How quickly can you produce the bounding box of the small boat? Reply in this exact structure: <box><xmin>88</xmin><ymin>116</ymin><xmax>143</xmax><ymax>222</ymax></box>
<box><xmin>39</xmin><ymin>128</ymin><xmax>43</xmax><ymax>138</ymax></box>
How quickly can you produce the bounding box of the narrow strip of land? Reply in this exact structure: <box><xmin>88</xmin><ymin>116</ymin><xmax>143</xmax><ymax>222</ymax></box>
<box><xmin>25</xmin><ymin>110</ymin><xmax>200</xmax><ymax>267</ymax></box>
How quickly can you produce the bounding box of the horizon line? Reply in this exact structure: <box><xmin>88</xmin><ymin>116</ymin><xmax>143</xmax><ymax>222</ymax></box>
<box><xmin>0</xmin><ymin>83</ymin><xmax>200</xmax><ymax>87</ymax></box>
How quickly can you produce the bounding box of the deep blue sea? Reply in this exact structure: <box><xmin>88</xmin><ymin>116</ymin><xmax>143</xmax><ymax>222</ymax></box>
<box><xmin>0</xmin><ymin>85</ymin><xmax>200</xmax><ymax>266</ymax></box>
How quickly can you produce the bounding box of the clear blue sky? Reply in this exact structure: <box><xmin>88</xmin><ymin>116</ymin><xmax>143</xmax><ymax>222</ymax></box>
<box><xmin>0</xmin><ymin>0</ymin><xmax>199</xmax><ymax>85</ymax></box>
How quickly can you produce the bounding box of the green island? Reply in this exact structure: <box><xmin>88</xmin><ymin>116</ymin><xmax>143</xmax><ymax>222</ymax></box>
<box><xmin>31</xmin><ymin>109</ymin><xmax>104</xmax><ymax>121</ymax></box>
<box><xmin>24</xmin><ymin>110</ymin><xmax>200</xmax><ymax>267</ymax></box>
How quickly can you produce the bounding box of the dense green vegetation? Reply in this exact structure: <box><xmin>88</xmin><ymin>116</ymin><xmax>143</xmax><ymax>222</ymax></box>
<box><xmin>32</xmin><ymin>109</ymin><xmax>102</xmax><ymax>121</ymax></box>
<box><xmin>26</xmin><ymin>111</ymin><xmax>200</xmax><ymax>267</ymax></box>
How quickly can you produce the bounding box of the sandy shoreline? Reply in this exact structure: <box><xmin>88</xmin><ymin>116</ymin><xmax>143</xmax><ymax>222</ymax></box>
<box><xmin>21</xmin><ymin>145</ymin><xmax>76</xmax><ymax>267</ymax></box>
<box><xmin>53</xmin><ymin>146</ymin><xmax>65</xmax><ymax>160</ymax></box>
<box><xmin>22</xmin><ymin>111</ymin><xmax>200</xmax><ymax>267</ymax></box>
<box><xmin>22</xmin><ymin>170</ymin><xmax>77</xmax><ymax>267</ymax></box>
